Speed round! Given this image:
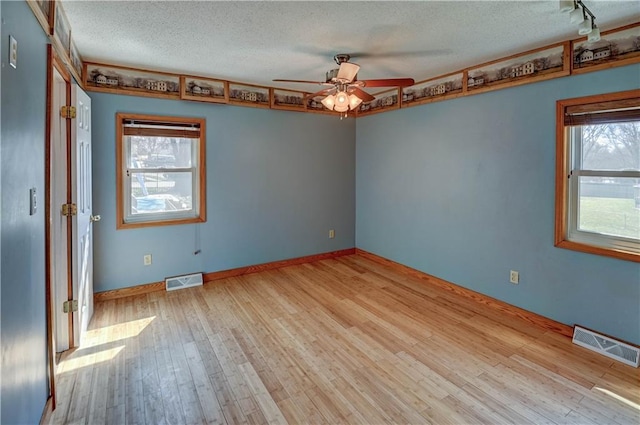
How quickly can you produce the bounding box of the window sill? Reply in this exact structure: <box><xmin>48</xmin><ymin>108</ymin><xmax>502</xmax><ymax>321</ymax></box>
<box><xmin>117</xmin><ymin>215</ymin><xmax>206</xmax><ymax>230</ymax></box>
<box><xmin>555</xmin><ymin>239</ymin><xmax>640</xmax><ymax>263</ymax></box>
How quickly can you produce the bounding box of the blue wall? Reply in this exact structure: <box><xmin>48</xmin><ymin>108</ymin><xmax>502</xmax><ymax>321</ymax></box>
<box><xmin>356</xmin><ymin>64</ymin><xmax>640</xmax><ymax>345</ymax></box>
<box><xmin>91</xmin><ymin>94</ymin><xmax>355</xmax><ymax>292</ymax></box>
<box><xmin>1</xmin><ymin>1</ymin><xmax>50</xmax><ymax>423</ymax></box>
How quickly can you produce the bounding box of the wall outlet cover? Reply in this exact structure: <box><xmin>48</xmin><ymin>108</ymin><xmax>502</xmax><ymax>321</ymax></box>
<box><xmin>29</xmin><ymin>187</ymin><xmax>37</xmax><ymax>215</ymax></box>
<box><xmin>9</xmin><ymin>35</ymin><xmax>17</xmax><ymax>69</ymax></box>
<box><xmin>509</xmin><ymin>270</ymin><xmax>519</xmax><ymax>284</ymax></box>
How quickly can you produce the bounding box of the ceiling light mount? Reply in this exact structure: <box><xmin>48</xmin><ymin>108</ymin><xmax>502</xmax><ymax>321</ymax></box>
<box><xmin>334</xmin><ymin>54</ymin><xmax>351</xmax><ymax>65</ymax></box>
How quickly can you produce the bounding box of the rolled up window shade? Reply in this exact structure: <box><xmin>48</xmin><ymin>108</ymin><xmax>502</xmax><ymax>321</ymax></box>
<box><xmin>564</xmin><ymin>97</ymin><xmax>640</xmax><ymax>126</ymax></box>
<box><xmin>122</xmin><ymin>119</ymin><xmax>201</xmax><ymax>138</ymax></box>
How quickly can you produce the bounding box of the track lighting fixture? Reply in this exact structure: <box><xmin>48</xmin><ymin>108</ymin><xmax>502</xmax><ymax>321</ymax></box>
<box><xmin>588</xmin><ymin>21</ymin><xmax>600</xmax><ymax>42</ymax></box>
<box><xmin>560</xmin><ymin>0</ymin><xmax>600</xmax><ymax>42</ymax></box>
<box><xmin>559</xmin><ymin>0</ymin><xmax>574</xmax><ymax>13</ymax></box>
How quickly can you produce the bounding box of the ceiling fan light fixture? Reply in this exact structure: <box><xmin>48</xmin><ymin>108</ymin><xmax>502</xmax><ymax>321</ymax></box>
<box><xmin>334</xmin><ymin>91</ymin><xmax>350</xmax><ymax>109</ymax></box>
<box><xmin>276</xmin><ymin>53</ymin><xmax>413</xmax><ymax>118</ymax></box>
<box><xmin>321</xmin><ymin>94</ymin><xmax>336</xmax><ymax>110</ymax></box>
<box><xmin>334</xmin><ymin>104</ymin><xmax>349</xmax><ymax>113</ymax></box>
<box><xmin>348</xmin><ymin>94</ymin><xmax>363</xmax><ymax>110</ymax></box>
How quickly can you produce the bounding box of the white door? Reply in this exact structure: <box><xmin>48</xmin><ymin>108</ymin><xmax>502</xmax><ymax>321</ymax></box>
<box><xmin>51</xmin><ymin>68</ymin><xmax>70</xmax><ymax>352</ymax></box>
<box><xmin>71</xmin><ymin>85</ymin><xmax>94</xmax><ymax>344</ymax></box>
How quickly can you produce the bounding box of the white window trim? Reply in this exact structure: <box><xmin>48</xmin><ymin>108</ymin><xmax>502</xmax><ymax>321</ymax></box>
<box><xmin>566</xmin><ymin>128</ymin><xmax>640</xmax><ymax>255</ymax></box>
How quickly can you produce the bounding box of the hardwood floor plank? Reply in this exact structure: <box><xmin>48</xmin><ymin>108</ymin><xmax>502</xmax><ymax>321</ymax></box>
<box><xmin>155</xmin><ymin>347</ymin><xmax>186</xmax><ymax>425</ymax></box>
<box><xmin>275</xmin><ymin>398</ymin><xmax>308</xmax><ymax>424</ymax></box>
<box><xmin>183</xmin><ymin>342</ymin><xmax>226</xmax><ymax>425</ymax></box>
<box><xmin>238</xmin><ymin>362</ymin><xmax>287</xmax><ymax>424</ymax></box>
<box><xmin>86</xmin><ymin>362</ymin><xmax>109</xmax><ymax>425</ymax></box>
<box><xmin>460</xmin><ymin>383</ymin><xmax>537</xmax><ymax>425</ymax></box>
<box><xmin>50</xmin><ymin>254</ymin><xmax>639</xmax><ymax>425</ymax></box>
<box><xmin>210</xmin><ymin>372</ymin><xmax>249</xmax><ymax>425</ymax></box>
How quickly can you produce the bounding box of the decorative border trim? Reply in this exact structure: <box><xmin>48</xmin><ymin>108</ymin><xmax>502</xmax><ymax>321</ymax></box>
<box><xmin>571</xmin><ymin>22</ymin><xmax>640</xmax><ymax>75</ymax></box>
<box><xmin>355</xmin><ymin>248</ymin><xmax>574</xmax><ymax>338</ymax></box>
<box><xmin>85</xmin><ymin>62</ymin><xmax>181</xmax><ymax>100</ymax></box>
<box><xmin>26</xmin><ymin>0</ymin><xmax>52</xmax><ymax>35</ymax></box>
<box><xmin>401</xmin><ymin>71</ymin><xmax>464</xmax><ymax>108</ymax></box>
<box><xmin>180</xmin><ymin>75</ymin><xmax>229</xmax><ymax>104</ymax></box>
<box><xmin>52</xmin><ymin>1</ymin><xmax>71</xmax><ymax>58</ymax></box>
<box><xmin>228</xmin><ymin>81</ymin><xmax>271</xmax><ymax>108</ymax></box>
<box><xmin>94</xmin><ymin>248</ymin><xmax>356</xmax><ymax>302</ymax></box>
<box><xmin>271</xmin><ymin>88</ymin><xmax>307</xmax><ymax>112</ymax></box>
<box><xmin>27</xmin><ymin>3</ymin><xmax>639</xmax><ymax>118</ymax></box>
<box><xmin>357</xmin><ymin>88</ymin><xmax>401</xmax><ymax>116</ymax></box>
<box><xmin>463</xmin><ymin>41</ymin><xmax>570</xmax><ymax>96</ymax></box>
<box><xmin>68</xmin><ymin>39</ymin><xmax>83</xmax><ymax>85</ymax></box>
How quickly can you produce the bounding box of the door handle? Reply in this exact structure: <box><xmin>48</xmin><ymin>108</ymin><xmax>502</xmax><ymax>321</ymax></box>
<box><xmin>90</xmin><ymin>215</ymin><xmax>101</xmax><ymax>223</ymax></box>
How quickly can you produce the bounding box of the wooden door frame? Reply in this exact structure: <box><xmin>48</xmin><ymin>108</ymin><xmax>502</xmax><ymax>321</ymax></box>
<box><xmin>44</xmin><ymin>45</ymin><xmax>74</xmax><ymax>412</ymax></box>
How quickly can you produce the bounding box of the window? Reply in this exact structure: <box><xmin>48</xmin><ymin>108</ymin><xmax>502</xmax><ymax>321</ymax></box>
<box><xmin>116</xmin><ymin>113</ymin><xmax>206</xmax><ymax>228</ymax></box>
<box><xmin>555</xmin><ymin>90</ymin><xmax>640</xmax><ymax>262</ymax></box>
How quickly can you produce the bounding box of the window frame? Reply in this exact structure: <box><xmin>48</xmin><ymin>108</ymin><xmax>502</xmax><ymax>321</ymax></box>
<box><xmin>116</xmin><ymin>113</ymin><xmax>206</xmax><ymax>229</ymax></box>
<box><xmin>555</xmin><ymin>89</ymin><xmax>640</xmax><ymax>262</ymax></box>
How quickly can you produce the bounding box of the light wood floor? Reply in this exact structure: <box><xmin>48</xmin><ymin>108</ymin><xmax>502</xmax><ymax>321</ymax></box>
<box><xmin>50</xmin><ymin>254</ymin><xmax>640</xmax><ymax>424</ymax></box>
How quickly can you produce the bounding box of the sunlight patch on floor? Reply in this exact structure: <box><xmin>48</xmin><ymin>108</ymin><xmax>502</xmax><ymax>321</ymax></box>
<box><xmin>57</xmin><ymin>345</ymin><xmax>125</xmax><ymax>374</ymax></box>
<box><xmin>595</xmin><ymin>386</ymin><xmax>640</xmax><ymax>411</ymax></box>
<box><xmin>57</xmin><ymin>316</ymin><xmax>155</xmax><ymax>374</ymax></box>
<box><xmin>83</xmin><ymin>315</ymin><xmax>156</xmax><ymax>347</ymax></box>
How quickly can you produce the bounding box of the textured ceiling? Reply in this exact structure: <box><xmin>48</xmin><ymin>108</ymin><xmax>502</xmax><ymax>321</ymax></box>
<box><xmin>62</xmin><ymin>1</ymin><xmax>639</xmax><ymax>94</ymax></box>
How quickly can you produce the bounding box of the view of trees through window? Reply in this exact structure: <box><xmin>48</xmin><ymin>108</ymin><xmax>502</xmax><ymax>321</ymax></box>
<box><xmin>578</xmin><ymin>122</ymin><xmax>639</xmax><ymax>241</ymax></box>
<box><xmin>128</xmin><ymin>135</ymin><xmax>195</xmax><ymax>214</ymax></box>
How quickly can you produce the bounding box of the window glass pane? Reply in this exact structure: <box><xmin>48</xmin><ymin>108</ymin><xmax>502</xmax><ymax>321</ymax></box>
<box><xmin>581</xmin><ymin>122</ymin><xmax>640</xmax><ymax>171</ymax></box>
<box><xmin>128</xmin><ymin>136</ymin><xmax>194</xmax><ymax>168</ymax></box>
<box><xmin>578</xmin><ymin>176</ymin><xmax>640</xmax><ymax>241</ymax></box>
<box><xmin>130</xmin><ymin>172</ymin><xmax>193</xmax><ymax>215</ymax></box>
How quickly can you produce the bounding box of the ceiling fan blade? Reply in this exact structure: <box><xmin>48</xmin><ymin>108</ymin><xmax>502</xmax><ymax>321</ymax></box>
<box><xmin>336</xmin><ymin>62</ymin><xmax>360</xmax><ymax>82</ymax></box>
<box><xmin>347</xmin><ymin>49</ymin><xmax>453</xmax><ymax>59</ymax></box>
<box><xmin>273</xmin><ymin>79</ymin><xmax>330</xmax><ymax>85</ymax></box>
<box><xmin>304</xmin><ymin>88</ymin><xmax>335</xmax><ymax>101</ymax></box>
<box><xmin>359</xmin><ymin>78</ymin><xmax>415</xmax><ymax>88</ymax></box>
<box><xmin>348</xmin><ymin>87</ymin><xmax>375</xmax><ymax>103</ymax></box>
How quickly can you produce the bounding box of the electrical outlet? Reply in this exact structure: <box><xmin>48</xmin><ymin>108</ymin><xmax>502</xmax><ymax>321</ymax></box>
<box><xmin>509</xmin><ymin>270</ymin><xmax>519</xmax><ymax>284</ymax></box>
<box><xmin>29</xmin><ymin>187</ymin><xmax>37</xmax><ymax>215</ymax></box>
<box><xmin>143</xmin><ymin>254</ymin><xmax>152</xmax><ymax>266</ymax></box>
<box><xmin>329</xmin><ymin>229</ymin><xmax>335</xmax><ymax>239</ymax></box>
<box><xmin>9</xmin><ymin>35</ymin><xmax>17</xmax><ymax>69</ymax></box>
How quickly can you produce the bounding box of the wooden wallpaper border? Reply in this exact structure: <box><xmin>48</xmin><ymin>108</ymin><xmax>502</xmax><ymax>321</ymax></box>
<box><xmin>27</xmin><ymin>3</ymin><xmax>640</xmax><ymax>117</ymax></box>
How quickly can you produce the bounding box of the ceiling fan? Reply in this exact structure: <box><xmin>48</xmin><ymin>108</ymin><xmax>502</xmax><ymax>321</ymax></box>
<box><xmin>273</xmin><ymin>54</ymin><xmax>415</xmax><ymax>113</ymax></box>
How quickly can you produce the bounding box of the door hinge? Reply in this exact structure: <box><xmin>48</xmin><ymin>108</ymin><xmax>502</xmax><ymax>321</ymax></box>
<box><xmin>61</xmin><ymin>203</ymin><xmax>77</xmax><ymax>217</ymax></box>
<box><xmin>60</xmin><ymin>105</ymin><xmax>76</xmax><ymax>119</ymax></box>
<box><xmin>63</xmin><ymin>300</ymin><xmax>78</xmax><ymax>313</ymax></box>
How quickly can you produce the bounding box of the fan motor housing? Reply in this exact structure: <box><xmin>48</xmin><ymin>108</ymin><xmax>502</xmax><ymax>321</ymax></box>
<box><xmin>326</xmin><ymin>69</ymin><xmax>339</xmax><ymax>82</ymax></box>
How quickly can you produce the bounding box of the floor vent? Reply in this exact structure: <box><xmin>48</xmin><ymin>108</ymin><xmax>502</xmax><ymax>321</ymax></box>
<box><xmin>572</xmin><ymin>325</ymin><xmax>639</xmax><ymax>367</ymax></box>
<box><xmin>165</xmin><ymin>273</ymin><xmax>203</xmax><ymax>291</ymax></box>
